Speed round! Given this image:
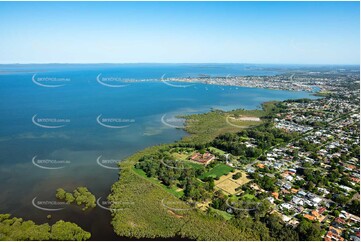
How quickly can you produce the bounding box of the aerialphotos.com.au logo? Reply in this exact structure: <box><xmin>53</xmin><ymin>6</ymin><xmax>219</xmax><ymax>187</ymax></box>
<box><xmin>161</xmin><ymin>74</ymin><xmax>194</xmax><ymax>88</ymax></box>
<box><xmin>32</xmin><ymin>114</ymin><xmax>70</xmax><ymax>129</ymax></box>
<box><xmin>161</xmin><ymin>114</ymin><xmax>185</xmax><ymax>129</ymax></box>
<box><xmin>32</xmin><ymin>74</ymin><xmax>70</xmax><ymax>88</ymax></box>
<box><xmin>96</xmin><ymin>197</ymin><xmax>134</xmax><ymax>212</ymax></box>
<box><xmin>161</xmin><ymin>198</ymin><xmax>199</xmax><ymax>211</ymax></box>
<box><xmin>32</xmin><ymin>156</ymin><xmax>70</xmax><ymax>170</ymax></box>
<box><xmin>225</xmin><ymin>197</ymin><xmax>261</xmax><ymax>212</ymax></box>
<box><xmin>160</xmin><ymin>158</ymin><xmax>189</xmax><ymax>170</ymax></box>
<box><xmin>32</xmin><ymin>197</ymin><xmax>66</xmax><ymax>211</ymax></box>
<box><xmin>96</xmin><ymin>74</ymin><xmax>130</xmax><ymax>88</ymax></box>
<box><xmin>96</xmin><ymin>156</ymin><xmax>120</xmax><ymax>170</ymax></box>
<box><xmin>96</xmin><ymin>115</ymin><xmax>135</xmax><ymax>129</ymax></box>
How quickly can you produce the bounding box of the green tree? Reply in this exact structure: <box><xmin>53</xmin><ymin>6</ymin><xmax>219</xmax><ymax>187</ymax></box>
<box><xmin>297</xmin><ymin>220</ymin><xmax>323</xmax><ymax>241</ymax></box>
<box><xmin>65</xmin><ymin>192</ymin><xmax>75</xmax><ymax>204</ymax></box>
<box><xmin>232</xmin><ymin>172</ymin><xmax>242</xmax><ymax>180</ymax></box>
<box><xmin>56</xmin><ymin>188</ymin><xmax>66</xmax><ymax>200</ymax></box>
<box><xmin>51</xmin><ymin>220</ymin><xmax>91</xmax><ymax>241</ymax></box>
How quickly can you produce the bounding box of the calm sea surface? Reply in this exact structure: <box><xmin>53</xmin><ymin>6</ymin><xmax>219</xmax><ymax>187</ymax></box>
<box><xmin>0</xmin><ymin>64</ymin><xmax>317</xmax><ymax>240</ymax></box>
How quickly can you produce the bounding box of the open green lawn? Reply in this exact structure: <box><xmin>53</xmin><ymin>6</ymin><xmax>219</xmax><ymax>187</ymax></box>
<box><xmin>208</xmin><ymin>146</ymin><xmax>226</xmax><ymax>155</ymax></box>
<box><xmin>187</xmin><ymin>161</ymin><xmax>204</xmax><ymax>170</ymax></box>
<box><xmin>199</xmin><ymin>164</ymin><xmax>234</xmax><ymax>180</ymax></box>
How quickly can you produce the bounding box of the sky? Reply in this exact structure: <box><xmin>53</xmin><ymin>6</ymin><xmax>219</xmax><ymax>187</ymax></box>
<box><xmin>0</xmin><ymin>1</ymin><xmax>359</xmax><ymax>65</ymax></box>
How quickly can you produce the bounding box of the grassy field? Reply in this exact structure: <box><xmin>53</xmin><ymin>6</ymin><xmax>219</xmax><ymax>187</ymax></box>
<box><xmin>171</xmin><ymin>152</ymin><xmax>190</xmax><ymax>160</ymax></box>
<box><xmin>208</xmin><ymin>146</ymin><xmax>226</xmax><ymax>155</ymax></box>
<box><xmin>199</xmin><ymin>164</ymin><xmax>234</xmax><ymax>180</ymax></box>
<box><xmin>180</xmin><ymin>102</ymin><xmax>277</xmax><ymax>144</ymax></box>
<box><xmin>180</xmin><ymin>112</ymin><xmax>259</xmax><ymax>144</ymax></box>
<box><xmin>187</xmin><ymin>161</ymin><xmax>204</xmax><ymax>170</ymax></box>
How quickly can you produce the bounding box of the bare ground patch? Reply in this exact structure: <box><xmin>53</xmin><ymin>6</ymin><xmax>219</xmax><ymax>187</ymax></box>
<box><xmin>215</xmin><ymin>171</ymin><xmax>250</xmax><ymax>194</ymax></box>
<box><xmin>229</xmin><ymin>116</ymin><xmax>261</xmax><ymax>122</ymax></box>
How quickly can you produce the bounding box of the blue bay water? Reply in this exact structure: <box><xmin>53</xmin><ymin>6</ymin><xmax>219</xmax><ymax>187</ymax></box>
<box><xmin>0</xmin><ymin>64</ymin><xmax>316</xmax><ymax>240</ymax></box>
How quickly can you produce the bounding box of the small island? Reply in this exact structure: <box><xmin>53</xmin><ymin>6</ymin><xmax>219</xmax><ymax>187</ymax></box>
<box><xmin>56</xmin><ymin>187</ymin><xmax>96</xmax><ymax>211</ymax></box>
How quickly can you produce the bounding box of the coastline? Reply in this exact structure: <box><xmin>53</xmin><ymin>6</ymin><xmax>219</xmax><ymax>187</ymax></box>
<box><xmin>107</xmin><ymin>100</ymin><xmax>280</xmax><ymax>240</ymax></box>
<box><xmin>104</xmin><ymin>80</ymin><xmax>357</xmax><ymax>240</ymax></box>
<box><xmin>0</xmin><ymin>82</ymin><xmax>322</xmax><ymax>241</ymax></box>
<box><xmin>0</xmin><ymin>72</ymin><xmax>357</xmax><ymax>240</ymax></box>
<box><xmin>0</xmin><ymin>74</ymin><xmax>317</xmax><ymax>241</ymax></box>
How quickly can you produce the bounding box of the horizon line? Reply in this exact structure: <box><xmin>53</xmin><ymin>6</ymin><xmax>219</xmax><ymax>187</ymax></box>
<box><xmin>0</xmin><ymin>62</ymin><xmax>359</xmax><ymax>66</ymax></box>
